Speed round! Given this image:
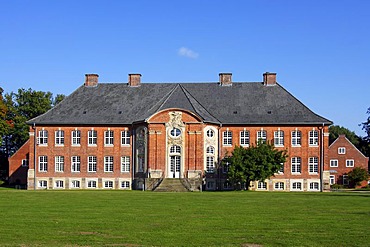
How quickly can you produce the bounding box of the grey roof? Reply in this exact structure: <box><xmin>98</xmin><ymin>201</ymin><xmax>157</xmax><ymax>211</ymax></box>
<box><xmin>28</xmin><ymin>81</ymin><xmax>332</xmax><ymax>126</ymax></box>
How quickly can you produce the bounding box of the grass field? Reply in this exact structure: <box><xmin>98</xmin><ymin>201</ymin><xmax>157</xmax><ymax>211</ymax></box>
<box><xmin>0</xmin><ymin>189</ymin><xmax>369</xmax><ymax>246</ymax></box>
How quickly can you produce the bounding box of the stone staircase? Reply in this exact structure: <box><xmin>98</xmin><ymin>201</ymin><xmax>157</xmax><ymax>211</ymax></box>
<box><xmin>154</xmin><ymin>178</ymin><xmax>190</xmax><ymax>192</ymax></box>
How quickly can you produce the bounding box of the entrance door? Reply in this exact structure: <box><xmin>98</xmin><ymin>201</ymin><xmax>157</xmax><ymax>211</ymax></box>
<box><xmin>170</xmin><ymin>156</ymin><xmax>181</xmax><ymax>178</ymax></box>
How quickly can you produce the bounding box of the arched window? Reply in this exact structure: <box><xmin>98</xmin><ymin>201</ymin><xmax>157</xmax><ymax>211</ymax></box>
<box><xmin>206</xmin><ymin>146</ymin><xmax>215</xmax><ymax>173</ymax></box>
<box><xmin>206</xmin><ymin>146</ymin><xmax>214</xmax><ymax>154</ymax></box>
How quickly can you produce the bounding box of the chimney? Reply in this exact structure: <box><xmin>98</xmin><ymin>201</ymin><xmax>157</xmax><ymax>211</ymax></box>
<box><xmin>128</xmin><ymin>74</ymin><xmax>141</xmax><ymax>87</ymax></box>
<box><xmin>219</xmin><ymin>73</ymin><xmax>232</xmax><ymax>86</ymax></box>
<box><xmin>84</xmin><ymin>74</ymin><xmax>99</xmax><ymax>87</ymax></box>
<box><xmin>263</xmin><ymin>72</ymin><xmax>277</xmax><ymax>86</ymax></box>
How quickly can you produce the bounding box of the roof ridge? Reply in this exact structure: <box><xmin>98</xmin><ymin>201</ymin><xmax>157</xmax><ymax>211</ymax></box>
<box><xmin>179</xmin><ymin>84</ymin><xmax>220</xmax><ymax>123</ymax></box>
<box><xmin>151</xmin><ymin>84</ymin><xmax>180</xmax><ymax>113</ymax></box>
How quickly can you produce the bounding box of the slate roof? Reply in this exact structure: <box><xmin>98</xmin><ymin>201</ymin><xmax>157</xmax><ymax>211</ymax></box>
<box><xmin>28</xmin><ymin>81</ymin><xmax>332</xmax><ymax>126</ymax></box>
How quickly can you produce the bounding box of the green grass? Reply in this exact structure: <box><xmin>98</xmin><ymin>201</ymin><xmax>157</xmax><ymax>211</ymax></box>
<box><xmin>0</xmin><ymin>190</ymin><xmax>369</xmax><ymax>246</ymax></box>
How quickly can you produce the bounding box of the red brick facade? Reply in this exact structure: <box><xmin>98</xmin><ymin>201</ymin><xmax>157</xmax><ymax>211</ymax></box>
<box><xmin>328</xmin><ymin>135</ymin><xmax>369</xmax><ymax>187</ymax></box>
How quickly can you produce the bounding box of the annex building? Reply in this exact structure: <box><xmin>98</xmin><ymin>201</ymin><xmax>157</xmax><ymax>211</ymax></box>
<box><xmin>9</xmin><ymin>72</ymin><xmax>333</xmax><ymax>191</ymax></box>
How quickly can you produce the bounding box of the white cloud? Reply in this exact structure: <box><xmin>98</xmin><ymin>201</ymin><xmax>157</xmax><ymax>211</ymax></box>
<box><xmin>178</xmin><ymin>47</ymin><xmax>199</xmax><ymax>59</ymax></box>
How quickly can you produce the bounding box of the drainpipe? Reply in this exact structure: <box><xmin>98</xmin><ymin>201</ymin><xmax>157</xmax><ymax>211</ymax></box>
<box><xmin>131</xmin><ymin>124</ymin><xmax>135</xmax><ymax>190</ymax></box>
<box><xmin>218</xmin><ymin>123</ymin><xmax>222</xmax><ymax>191</ymax></box>
<box><xmin>32</xmin><ymin>123</ymin><xmax>37</xmax><ymax>190</ymax></box>
<box><xmin>319</xmin><ymin>123</ymin><xmax>324</xmax><ymax>192</ymax></box>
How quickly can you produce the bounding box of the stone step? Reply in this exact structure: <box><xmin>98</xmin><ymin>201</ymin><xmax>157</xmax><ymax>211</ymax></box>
<box><xmin>154</xmin><ymin>178</ymin><xmax>189</xmax><ymax>192</ymax></box>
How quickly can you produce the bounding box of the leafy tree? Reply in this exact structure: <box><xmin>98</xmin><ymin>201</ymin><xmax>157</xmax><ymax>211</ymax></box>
<box><xmin>362</xmin><ymin>107</ymin><xmax>370</xmax><ymax>142</ymax></box>
<box><xmin>53</xmin><ymin>94</ymin><xmax>66</xmax><ymax>106</ymax></box>
<box><xmin>0</xmin><ymin>88</ymin><xmax>9</xmax><ymax>146</ymax></box>
<box><xmin>224</xmin><ymin>142</ymin><xmax>288</xmax><ymax>190</ymax></box>
<box><xmin>329</xmin><ymin>125</ymin><xmax>360</xmax><ymax>146</ymax></box>
<box><xmin>347</xmin><ymin>167</ymin><xmax>369</xmax><ymax>187</ymax></box>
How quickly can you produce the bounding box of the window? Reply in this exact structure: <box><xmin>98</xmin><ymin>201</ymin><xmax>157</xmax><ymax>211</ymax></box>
<box><xmin>309</xmin><ymin>157</ymin><xmax>318</xmax><ymax>173</ymax></box>
<box><xmin>274</xmin><ymin>182</ymin><xmax>284</xmax><ymax>190</ymax></box>
<box><xmin>292</xmin><ymin>182</ymin><xmax>302</xmax><ymax>190</ymax></box>
<box><xmin>291</xmin><ymin>130</ymin><xmax>301</xmax><ymax>146</ymax></box>
<box><xmin>121</xmin><ymin>181</ymin><xmax>130</xmax><ymax>189</ymax></box>
<box><xmin>170</xmin><ymin>145</ymin><xmax>181</xmax><ymax>154</ymax></box>
<box><xmin>207</xmin><ymin>181</ymin><xmax>215</xmax><ymax>190</ymax></box>
<box><xmin>121</xmin><ymin>131</ymin><xmax>130</xmax><ymax>145</ymax></box>
<box><xmin>291</xmin><ymin>157</ymin><xmax>301</xmax><ymax>174</ymax></box>
<box><xmin>278</xmin><ymin>163</ymin><xmax>284</xmax><ymax>174</ymax></box>
<box><xmin>38</xmin><ymin>130</ymin><xmax>48</xmax><ymax>145</ymax></box>
<box><xmin>257</xmin><ymin>181</ymin><xmax>267</xmax><ymax>190</ymax></box>
<box><xmin>206</xmin><ymin>146</ymin><xmax>215</xmax><ymax>173</ymax></box>
<box><xmin>170</xmin><ymin>128</ymin><xmax>181</xmax><ymax>137</ymax></box>
<box><xmin>39</xmin><ymin>156</ymin><xmax>48</xmax><ymax>172</ymax></box>
<box><xmin>21</xmin><ymin>159</ymin><xmax>29</xmax><ymax>167</ymax></box>
<box><xmin>274</xmin><ymin>130</ymin><xmax>284</xmax><ymax>146</ymax></box>
<box><xmin>222</xmin><ymin>161</ymin><xmax>230</xmax><ymax>174</ymax></box>
<box><xmin>105</xmin><ymin>130</ymin><xmax>114</xmax><ymax>145</ymax></box>
<box><xmin>257</xmin><ymin>130</ymin><xmax>267</xmax><ymax>144</ymax></box>
<box><xmin>87</xmin><ymin>180</ymin><xmax>97</xmax><ymax>188</ymax></box>
<box><xmin>55</xmin><ymin>156</ymin><xmax>64</xmax><ymax>172</ymax></box>
<box><xmin>240</xmin><ymin>130</ymin><xmax>250</xmax><ymax>146</ymax></box>
<box><xmin>88</xmin><ymin>130</ymin><xmax>97</xmax><ymax>145</ymax></box>
<box><xmin>338</xmin><ymin>147</ymin><xmax>346</xmax><ymax>154</ymax></box>
<box><xmin>223</xmin><ymin>131</ymin><xmax>232</xmax><ymax>146</ymax></box>
<box><xmin>38</xmin><ymin>180</ymin><xmax>47</xmax><ymax>188</ymax></box>
<box><xmin>88</xmin><ymin>156</ymin><xmax>97</xmax><ymax>172</ymax></box>
<box><xmin>55</xmin><ymin>130</ymin><xmax>64</xmax><ymax>145</ymax></box>
<box><xmin>71</xmin><ymin>156</ymin><xmax>80</xmax><ymax>172</ymax></box>
<box><xmin>309</xmin><ymin>182</ymin><xmax>319</xmax><ymax>191</ymax></box>
<box><xmin>330</xmin><ymin>175</ymin><xmax>335</xmax><ymax>185</ymax></box>
<box><xmin>343</xmin><ymin>175</ymin><xmax>349</xmax><ymax>185</ymax></box>
<box><xmin>121</xmin><ymin>156</ymin><xmax>130</xmax><ymax>172</ymax></box>
<box><xmin>104</xmin><ymin>180</ymin><xmax>114</xmax><ymax>188</ymax></box>
<box><xmin>70</xmin><ymin>180</ymin><xmax>80</xmax><ymax>188</ymax></box>
<box><xmin>55</xmin><ymin>180</ymin><xmax>64</xmax><ymax>188</ymax></box>
<box><xmin>206</xmin><ymin>129</ymin><xmax>214</xmax><ymax>138</ymax></box>
<box><xmin>104</xmin><ymin>156</ymin><xmax>114</xmax><ymax>172</ymax></box>
<box><xmin>309</xmin><ymin>130</ymin><xmax>319</xmax><ymax>146</ymax></box>
<box><xmin>71</xmin><ymin>130</ymin><xmax>81</xmax><ymax>145</ymax></box>
<box><xmin>330</xmin><ymin>159</ymin><xmax>338</xmax><ymax>167</ymax></box>
<box><xmin>346</xmin><ymin>159</ymin><xmax>354</xmax><ymax>167</ymax></box>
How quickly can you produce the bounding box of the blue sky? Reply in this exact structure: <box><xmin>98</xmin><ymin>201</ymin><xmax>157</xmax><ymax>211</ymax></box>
<box><xmin>1</xmin><ymin>0</ymin><xmax>369</xmax><ymax>135</ymax></box>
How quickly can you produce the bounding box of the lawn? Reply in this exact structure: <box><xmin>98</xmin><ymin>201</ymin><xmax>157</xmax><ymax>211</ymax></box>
<box><xmin>0</xmin><ymin>190</ymin><xmax>369</xmax><ymax>246</ymax></box>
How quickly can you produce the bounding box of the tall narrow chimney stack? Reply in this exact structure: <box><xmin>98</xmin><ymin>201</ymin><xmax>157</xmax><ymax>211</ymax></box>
<box><xmin>219</xmin><ymin>73</ymin><xmax>232</xmax><ymax>86</ymax></box>
<box><xmin>263</xmin><ymin>72</ymin><xmax>277</xmax><ymax>86</ymax></box>
<box><xmin>128</xmin><ymin>74</ymin><xmax>141</xmax><ymax>87</ymax></box>
<box><xmin>84</xmin><ymin>74</ymin><xmax>99</xmax><ymax>87</ymax></box>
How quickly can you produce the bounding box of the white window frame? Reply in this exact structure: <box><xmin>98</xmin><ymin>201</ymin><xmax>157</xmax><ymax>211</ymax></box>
<box><xmin>274</xmin><ymin>182</ymin><xmax>284</xmax><ymax>190</ymax></box>
<box><xmin>54</xmin><ymin>180</ymin><xmax>64</xmax><ymax>189</ymax></box>
<box><xmin>291</xmin><ymin>130</ymin><xmax>301</xmax><ymax>147</ymax></box>
<box><xmin>257</xmin><ymin>130</ymin><xmax>267</xmax><ymax>144</ymax></box>
<box><xmin>104</xmin><ymin>130</ymin><xmax>114</xmax><ymax>146</ymax></box>
<box><xmin>55</xmin><ymin>130</ymin><xmax>64</xmax><ymax>146</ymax></box>
<box><xmin>309</xmin><ymin>182</ymin><xmax>320</xmax><ymax>191</ymax></box>
<box><xmin>206</xmin><ymin>146</ymin><xmax>215</xmax><ymax>173</ymax></box>
<box><xmin>338</xmin><ymin>147</ymin><xmax>346</xmax><ymax>154</ymax></box>
<box><xmin>121</xmin><ymin>130</ymin><xmax>130</xmax><ymax>146</ymax></box>
<box><xmin>257</xmin><ymin>181</ymin><xmax>267</xmax><ymax>190</ymax></box>
<box><xmin>346</xmin><ymin>159</ymin><xmax>354</xmax><ymax>167</ymax></box>
<box><xmin>291</xmin><ymin>157</ymin><xmax>301</xmax><ymax>174</ymax></box>
<box><xmin>88</xmin><ymin>130</ymin><xmax>97</xmax><ymax>146</ymax></box>
<box><xmin>104</xmin><ymin>156</ymin><xmax>114</xmax><ymax>172</ymax></box>
<box><xmin>206</xmin><ymin>129</ymin><xmax>214</xmax><ymax>138</ymax></box>
<box><xmin>71</xmin><ymin>130</ymin><xmax>81</xmax><ymax>146</ymax></box>
<box><xmin>274</xmin><ymin>130</ymin><xmax>284</xmax><ymax>147</ymax></box>
<box><xmin>88</xmin><ymin>156</ymin><xmax>97</xmax><ymax>172</ymax></box>
<box><xmin>104</xmin><ymin>180</ymin><xmax>114</xmax><ymax>189</ymax></box>
<box><xmin>343</xmin><ymin>175</ymin><xmax>349</xmax><ymax>185</ymax></box>
<box><xmin>55</xmin><ymin>156</ymin><xmax>64</xmax><ymax>172</ymax></box>
<box><xmin>309</xmin><ymin>130</ymin><xmax>319</xmax><ymax>146</ymax></box>
<box><xmin>330</xmin><ymin>159</ymin><xmax>338</xmax><ymax>167</ymax></box>
<box><xmin>330</xmin><ymin>175</ymin><xmax>335</xmax><ymax>185</ymax></box>
<box><xmin>278</xmin><ymin>163</ymin><xmax>284</xmax><ymax>174</ymax></box>
<box><xmin>120</xmin><ymin>180</ymin><xmax>130</xmax><ymax>189</ymax></box>
<box><xmin>223</xmin><ymin>131</ymin><xmax>232</xmax><ymax>146</ymax></box>
<box><xmin>38</xmin><ymin>156</ymin><xmax>48</xmax><ymax>172</ymax></box>
<box><xmin>70</xmin><ymin>180</ymin><xmax>81</xmax><ymax>189</ymax></box>
<box><xmin>21</xmin><ymin>159</ymin><xmax>29</xmax><ymax>167</ymax></box>
<box><xmin>308</xmin><ymin>157</ymin><xmax>318</xmax><ymax>174</ymax></box>
<box><xmin>71</xmin><ymin>156</ymin><xmax>81</xmax><ymax>172</ymax></box>
<box><xmin>87</xmin><ymin>180</ymin><xmax>97</xmax><ymax>189</ymax></box>
<box><xmin>38</xmin><ymin>180</ymin><xmax>47</xmax><ymax>189</ymax></box>
<box><xmin>38</xmin><ymin>130</ymin><xmax>48</xmax><ymax>145</ymax></box>
<box><xmin>240</xmin><ymin>130</ymin><xmax>250</xmax><ymax>147</ymax></box>
<box><xmin>121</xmin><ymin>156</ymin><xmax>130</xmax><ymax>172</ymax></box>
<box><xmin>291</xmin><ymin>182</ymin><xmax>302</xmax><ymax>191</ymax></box>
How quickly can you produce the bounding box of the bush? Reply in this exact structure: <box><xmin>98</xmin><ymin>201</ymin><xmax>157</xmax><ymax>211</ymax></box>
<box><xmin>331</xmin><ymin>184</ymin><xmax>343</xmax><ymax>190</ymax></box>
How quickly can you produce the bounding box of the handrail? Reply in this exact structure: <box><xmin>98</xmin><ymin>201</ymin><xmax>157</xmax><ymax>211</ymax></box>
<box><xmin>180</xmin><ymin>177</ymin><xmax>193</xmax><ymax>192</ymax></box>
<box><xmin>150</xmin><ymin>172</ymin><xmax>165</xmax><ymax>191</ymax></box>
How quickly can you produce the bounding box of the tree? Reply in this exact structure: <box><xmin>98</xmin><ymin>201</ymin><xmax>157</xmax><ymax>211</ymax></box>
<box><xmin>329</xmin><ymin>125</ymin><xmax>360</xmax><ymax>146</ymax></box>
<box><xmin>347</xmin><ymin>167</ymin><xmax>369</xmax><ymax>187</ymax></box>
<box><xmin>224</xmin><ymin>142</ymin><xmax>288</xmax><ymax>190</ymax></box>
<box><xmin>361</xmin><ymin>107</ymin><xmax>370</xmax><ymax>142</ymax></box>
